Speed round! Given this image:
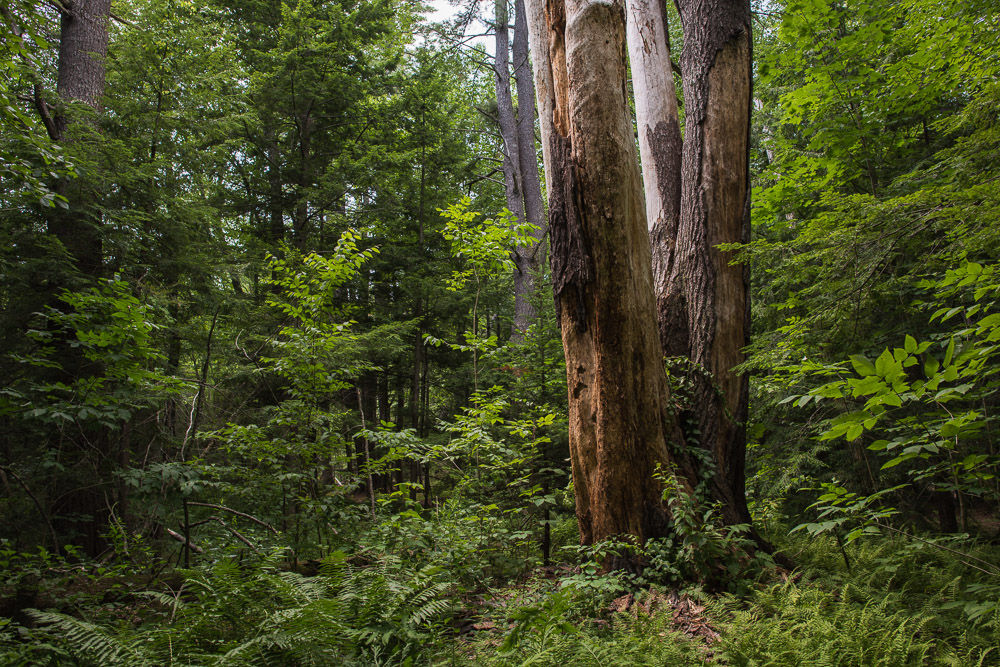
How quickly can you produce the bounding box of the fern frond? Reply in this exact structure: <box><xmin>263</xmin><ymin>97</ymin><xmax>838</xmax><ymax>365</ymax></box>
<box><xmin>27</xmin><ymin>609</ymin><xmax>150</xmax><ymax>666</ymax></box>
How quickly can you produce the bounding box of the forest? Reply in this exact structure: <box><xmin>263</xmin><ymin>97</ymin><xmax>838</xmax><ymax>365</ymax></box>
<box><xmin>1</xmin><ymin>0</ymin><xmax>999</xmax><ymax>663</ymax></box>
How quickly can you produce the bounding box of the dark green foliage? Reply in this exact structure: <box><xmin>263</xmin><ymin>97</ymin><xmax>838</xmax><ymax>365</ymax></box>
<box><xmin>16</xmin><ymin>551</ymin><xmax>455</xmax><ymax>666</ymax></box>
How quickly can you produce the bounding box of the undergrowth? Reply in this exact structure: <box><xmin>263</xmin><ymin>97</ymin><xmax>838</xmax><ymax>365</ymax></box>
<box><xmin>3</xmin><ymin>531</ymin><xmax>999</xmax><ymax>666</ymax></box>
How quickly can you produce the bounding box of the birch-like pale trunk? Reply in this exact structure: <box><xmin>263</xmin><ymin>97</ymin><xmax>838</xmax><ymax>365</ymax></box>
<box><xmin>624</xmin><ymin>0</ymin><xmax>683</xmax><ymax>343</ymax></box>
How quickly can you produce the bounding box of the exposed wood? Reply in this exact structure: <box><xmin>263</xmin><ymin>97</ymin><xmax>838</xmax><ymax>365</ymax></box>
<box><xmin>166</xmin><ymin>527</ymin><xmax>205</xmax><ymax>555</ymax></box>
<box><xmin>535</xmin><ymin>0</ymin><xmax>691</xmax><ymax>549</ymax></box>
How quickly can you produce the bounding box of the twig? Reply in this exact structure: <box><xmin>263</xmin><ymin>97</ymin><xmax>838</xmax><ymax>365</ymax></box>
<box><xmin>876</xmin><ymin>522</ymin><xmax>1000</xmax><ymax>576</ymax></box>
<box><xmin>109</xmin><ymin>12</ymin><xmax>134</xmax><ymax>28</ymax></box>
<box><xmin>207</xmin><ymin>516</ymin><xmax>262</xmax><ymax>553</ymax></box>
<box><xmin>183</xmin><ymin>305</ymin><xmax>220</xmax><ymax>458</ymax></box>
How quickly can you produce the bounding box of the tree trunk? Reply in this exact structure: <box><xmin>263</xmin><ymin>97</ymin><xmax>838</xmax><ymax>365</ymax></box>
<box><xmin>525</xmin><ymin>0</ymin><xmax>761</xmax><ymax>562</ymax></box>
<box><xmin>54</xmin><ymin>0</ymin><xmax>111</xmax><ymax>138</ymax></box>
<box><xmin>49</xmin><ymin>0</ymin><xmax>112</xmax><ymax>277</ymax></box>
<box><xmin>494</xmin><ymin>0</ymin><xmax>534</xmax><ymax>336</ymax></box>
<box><xmin>534</xmin><ymin>0</ymin><xmax>689</xmax><ymax>548</ymax></box>
<box><xmin>660</xmin><ymin>0</ymin><xmax>754</xmax><ymax>527</ymax></box>
<box><xmin>625</xmin><ymin>0</ymin><xmax>682</xmax><ymax>302</ymax></box>
<box><xmin>512</xmin><ymin>0</ymin><xmax>547</xmax><ymax>334</ymax></box>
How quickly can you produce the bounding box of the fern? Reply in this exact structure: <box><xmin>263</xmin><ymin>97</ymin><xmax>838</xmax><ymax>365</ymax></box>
<box><xmin>26</xmin><ymin>552</ymin><xmax>458</xmax><ymax>666</ymax></box>
<box><xmin>25</xmin><ymin>610</ymin><xmax>151</xmax><ymax>666</ymax></box>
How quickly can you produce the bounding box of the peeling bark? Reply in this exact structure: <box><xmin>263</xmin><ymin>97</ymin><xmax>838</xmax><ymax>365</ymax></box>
<box><xmin>526</xmin><ymin>0</ymin><xmax>760</xmax><ymax>556</ymax></box>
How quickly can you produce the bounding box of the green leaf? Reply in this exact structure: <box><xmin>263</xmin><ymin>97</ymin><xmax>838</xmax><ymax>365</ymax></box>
<box><xmin>850</xmin><ymin>354</ymin><xmax>876</xmax><ymax>376</ymax></box>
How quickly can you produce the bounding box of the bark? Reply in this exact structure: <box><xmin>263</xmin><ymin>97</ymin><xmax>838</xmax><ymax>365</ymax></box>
<box><xmin>267</xmin><ymin>134</ymin><xmax>285</xmax><ymax>245</ymax></box>
<box><xmin>42</xmin><ymin>0</ymin><xmax>113</xmax><ymax>555</ymax></box>
<box><xmin>625</xmin><ymin>0</ymin><xmax>682</xmax><ymax>307</ymax></box>
<box><xmin>495</xmin><ymin>0</ymin><xmax>526</xmax><ymax>227</ymax></box>
<box><xmin>512</xmin><ymin>0</ymin><xmax>547</xmax><ymax>334</ymax></box>
<box><xmin>495</xmin><ymin>0</ymin><xmax>533</xmax><ymax>335</ymax></box>
<box><xmin>48</xmin><ymin>0</ymin><xmax>112</xmax><ymax>277</ymax></box>
<box><xmin>523</xmin><ymin>0</ymin><xmax>556</xmax><ymax>194</ymax></box>
<box><xmin>535</xmin><ymin>0</ymin><xmax>692</xmax><ymax>547</ymax></box>
<box><xmin>293</xmin><ymin>109</ymin><xmax>312</xmax><ymax>248</ymax></box>
<box><xmin>662</xmin><ymin>0</ymin><xmax>753</xmax><ymax>527</ymax></box>
<box><xmin>523</xmin><ymin>0</ymin><xmax>764</xmax><ymax>562</ymax></box>
<box><xmin>54</xmin><ymin>0</ymin><xmax>112</xmax><ymax>140</ymax></box>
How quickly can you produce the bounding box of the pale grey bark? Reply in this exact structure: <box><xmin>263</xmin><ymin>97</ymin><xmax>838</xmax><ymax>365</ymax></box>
<box><xmin>625</xmin><ymin>0</ymin><xmax>683</xmax><ymax>311</ymax></box>
<box><xmin>511</xmin><ymin>0</ymin><xmax>546</xmax><ymax>333</ymax></box>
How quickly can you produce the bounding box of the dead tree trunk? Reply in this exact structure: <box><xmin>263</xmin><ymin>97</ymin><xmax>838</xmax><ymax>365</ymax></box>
<box><xmin>526</xmin><ymin>0</ymin><xmax>760</xmax><ymax>558</ymax></box>
<box><xmin>625</xmin><ymin>0</ymin><xmax>682</xmax><ymax>304</ymax></box>
<box><xmin>531</xmin><ymin>0</ymin><xmax>693</xmax><ymax>547</ymax></box>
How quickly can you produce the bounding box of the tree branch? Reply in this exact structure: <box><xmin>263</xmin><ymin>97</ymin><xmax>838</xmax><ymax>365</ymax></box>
<box><xmin>166</xmin><ymin>527</ymin><xmax>204</xmax><ymax>554</ymax></box>
<box><xmin>33</xmin><ymin>85</ymin><xmax>59</xmax><ymax>141</ymax></box>
<box><xmin>184</xmin><ymin>502</ymin><xmax>280</xmax><ymax>535</ymax></box>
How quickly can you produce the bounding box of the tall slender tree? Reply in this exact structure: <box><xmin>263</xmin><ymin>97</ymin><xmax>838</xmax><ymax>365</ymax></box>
<box><xmin>49</xmin><ymin>0</ymin><xmax>112</xmax><ymax>278</ymax></box>
<box><xmin>493</xmin><ymin>0</ymin><xmax>546</xmax><ymax>336</ymax></box>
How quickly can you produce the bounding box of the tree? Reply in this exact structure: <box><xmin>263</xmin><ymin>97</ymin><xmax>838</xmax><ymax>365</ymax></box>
<box><xmin>49</xmin><ymin>0</ymin><xmax>112</xmax><ymax>278</ymax></box>
<box><xmin>654</xmin><ymin>0</ymin><xmax>755</xmax><ymax>528</ymax></box>
<box><xmin>492</xmin><ymin>0</ymin><xmax>546</xmax><ymax>336</ymax></box>
<box><xmin>526</xmin><ymin>0</ymin><xmax>685</xmax><ymax>548</ymax></box>
<box><xmin>526</xmin><ymin>0</ymin><xmax>756</xmax><ymax>551</ymax></box>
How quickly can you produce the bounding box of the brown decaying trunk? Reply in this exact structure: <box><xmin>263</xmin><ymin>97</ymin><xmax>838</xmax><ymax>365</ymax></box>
<box><xmin>540</xmin><ymin>0</ymin><xmax>693</xmax><ymax>547</ymax></box>
<box><xmin>659</xmin><ymin>0</ymin><xmax>753</xmax><ymax>527</ymax></box>
<box><xmin>525</xmin><ymin>0</ymin><xmax>762</xmax><ymax>556</ymax></box>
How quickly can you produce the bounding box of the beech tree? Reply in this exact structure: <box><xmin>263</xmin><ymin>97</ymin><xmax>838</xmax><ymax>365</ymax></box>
<box><xmin>526</xmin><ymin>0</ymin><xmax>755</xmax><ymax>548</ymax></box>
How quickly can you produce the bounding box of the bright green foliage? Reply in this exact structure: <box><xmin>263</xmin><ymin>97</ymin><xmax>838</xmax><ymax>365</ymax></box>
<box><xmin>779</xmin><ymin>261</ymin><xmax>1000</xmax><ymax>538</ymax></box>
<box><xmin>718</xmin><ymin>581</ymin><xmax>937</xmax><ymax>667</ymax></box>
<box><xmin>199</xmin><ymin>232</ymin><xmax>399</xmax><ymax>557</ymax></box>
<box><xmin>431</xmin><ymin>199</ymin><xmax>541</xmax><ymax>389</ymax></box>
<box><xmin>263</xmin><ymin>232</ymin><xmax>380</xmax><ymax>398</ymax></box>
<box><xmin>439</xmin><ymin>197</ymin><xmax>538</xmax><ymax>292</ymax></box>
